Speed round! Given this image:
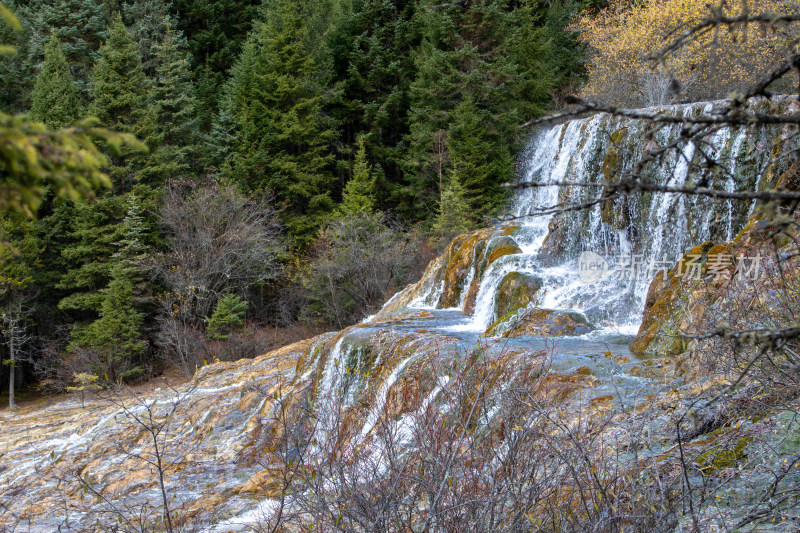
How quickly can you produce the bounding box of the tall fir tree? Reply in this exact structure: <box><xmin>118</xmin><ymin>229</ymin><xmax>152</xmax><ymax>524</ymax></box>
<box><xmin>69</xmin><ymin>261</ymin><xmax>147</xmax><ymax>383</ymax></box>
<box><xmin>446</xmin><ymin>94</ymin><xmax>512</xmax><ymax>216</ymax></box>
<box><xmin>402</xmin><ymin>0</ymin><xmax>555</xmax><ymax>223</ymax></box>
<box><xmin>65</xmin><ymin>195</ymin><xmax>150</xmax><ymax>384</ymax></box>
<box><xmin>140</xmin><ymin>17</ymin><xmax>199</xmax><ymax>182</ymax></box>
<box><xmin>26</xmin><ymin>0</ymin><xmax>109</xmax><ymax>99</ymax></box>
<box><xmin>204</xmin><ymin>92</ymin><xmax>241</xmax><ymax>176</ymax></box>
<box><xmin>170</xmin><ymin>0</ymin><xmax>261</xmax><ymax>131</ymax></box>
<box><xmin>0</xmin><ymin>0</ymin><xmax>33</xmax><ymax>112</ymax></box>
<box><xmin>338</xmin><ymin>136</ymin><xmax>375</xmax><ymax>216</ymax></box>
<box><xmin>56</xmin><ymin>196</ymin><xmax>127</xmax><ymax>317</ymax></box>
<box><xmin>30</xmin><ymin>35</ymin><xmax>81</xmax><ymax>128</ymax></box>
<box><xmin>0</xmin><ymin>217</ymin><xmax>37</xmax><ymax>408</ymax></box>
<box><xmin>328</xmin><ymin>0</ymin><xmax>420</xmax><ymax>207</ymax></box>
<box><xmin>121</xmin><ymin>0</ymin><xmax>171</xmax><ymax>75</ymax></box>
<box><xmin>90</xmin><ymin>15</ymin><xmax>152</xmax><ymax>191</ymax></box>
<box><xmin>224</xmin><ymin>0</ymin><xmax>340</xmax><ymax>247</ymax></box>
<box><xmin>431</xmin><ymin>170</ymin><xmax>472</xmax><ymax>245</ymax></box>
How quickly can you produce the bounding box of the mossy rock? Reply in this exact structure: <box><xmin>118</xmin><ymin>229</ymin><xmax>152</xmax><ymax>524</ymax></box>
<box><xmin>602</xmin><ymin>141</ymin><xmax>621</xmax><ymax>181</ymax></box>
<box><xmin>488</xmin><ymin>245</ymin><xmax>522</xmax><ymax>264</ymax></box>
<box><xmin>696</xmin><ymin>435</ymin><xmax>752</xmax><ymax>475</ymax></box>
<box><xmin>493</xmin><ymin>272</ymin><xmax>542</xmax><ymax>320</ymax></box>
<box><xmin>490</xmin><ymin>308</ymin><xmax>593</xmax><ymax>338</ymax></box>
<box><xmin>498</xmin><ymin>225</ymin><xmax>521</xmax><ymax>237</ymax></box>
<box><xmin>439</xmin><ymin>230</ymin><xmax>491</xmax><ymax>308</ymax></box>
<box><xmin>538</xmin><ymin>217</ymin><xmax>567</xmax><ymax>258</ymax></box>
<box><xmin>477</xmin><ymin>236</ymin><xmax>522</xmax><ymax>278</ymax></box>
<box><xmin>629</xmin><ymin>242</ymin><xmax>715</xmax><ymax>354</ymax></box>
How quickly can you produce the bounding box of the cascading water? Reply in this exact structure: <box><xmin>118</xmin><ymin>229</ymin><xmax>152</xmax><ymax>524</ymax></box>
<box><xmin>409</xmin><ymin>101</ymin><xmax>781</xmax><ymax>335</ymax></box>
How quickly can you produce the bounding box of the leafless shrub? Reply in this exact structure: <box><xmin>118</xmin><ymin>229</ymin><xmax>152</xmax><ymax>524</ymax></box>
<box><xmin>152</xmin><ymin>179</ymin><xmax>284</xmax><ymax>323</ymax></box>
<box><xmin>152</xmin><ymin>180</ymin><xmax>284</xmax><ymax>374</ymax></box>
<box><xmin>302</xmin><ymin>212</ymin><xmax>426</xmax><ymax>328</ymax></box>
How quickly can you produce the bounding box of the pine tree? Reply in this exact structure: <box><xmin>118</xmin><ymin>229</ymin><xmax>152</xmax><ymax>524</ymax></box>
<box><xmin>204</xmin><ymin>93</ymin><xmax>241</xmax><ymax>176</ymax></box>
<box><xmin>121</xmin><ymin>0</ymin><xmax>171</xmax><ymax>75</ymax></box>
<box><xmin>140</xmin><ymin>18</ymin><xmax>199</xmax><ymax>182</ymax></box>
<box><xmin>170</xmin><ymin>0</ymin><xmax>261</xmax><ymax>131</ymax></box>
<box><xmin>206</xmin><ymin>294</ymin><xmax>247</xmax><ymax>340</ymax></box>
<box><xmin>113</xmin><ymin>194</ymin><xmax>148</xmax><ymax>272</ymax></box>
<box><xmin>402</xmin><ymin>0</ymin><xmax>554</xmax><ymax>223</ymax></box>
<box><xmin>225</xmin><ymin>0</ymin><xmax>339</xmax><ymax>247</ymax></box>
<box><xmin>432</xmin><ymin>170</ymin><xmax>472</xmax><ymax>245</ymax></box>
<box><xmin>446</xmin><ymin>94</ymin><xmax>512</xmax><ymax>218</ymax></box>
<box><xmin>0</xmin><ymin>218</ymin><xmax>37</xmax><ymax>408</ymax></box>
<box><xmin>71</xmin><ymin>261</ymin><xmax>147</xmax><ymax>384</ymax></box>
<box><xmin>56</xmin><ymin>196</ymin><xmax>126</xmax><ymax>315</ymax></box>
<box><xmin>338</xmin><ymin>136</ymin><xmax>375</xmax><ymax>216</ymax></box>
<box><xmin>65</xmin><ymin>195</ymin><xmax>150</xmax><ymax>384</ymax></box>
<box><xmin>30</xmin><ymin>35</ymin><xmax>81</xmax><ymax>128</ymax></box>
<box><xmin>26</xmin><ymin>0</ymin><xmax>108</xmax><ymax>99</ymax></box>
<box><xmin>329</xmin><ymin>0</ymin><xmax>420</xmax><ymax>209</ymax></box>
<box><xmin>0</xmin><ymin>0</ymin><xmax>33</xmax><ymax>112</ymax></box>
<box><xmin>90</xmin><ymin>15</ymin><xmax>151</xmax><ymax>191</ymax></box>
<box><xmin>203</xmin><ymin>35</ymin><xmax>255</xmax><ymax>176</ymax></box>
<box><xmin>193</xmin><ymin>61</ymin><xmax>222</xmax><ymax>133</ymax></box>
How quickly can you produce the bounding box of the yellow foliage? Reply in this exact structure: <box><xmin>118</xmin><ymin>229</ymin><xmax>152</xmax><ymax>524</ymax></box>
<box><xmin>572</xmin><ymin>0</ymin><xmax>797</xmax><ymax>106</ymax></box>
<box><xmin>66</xmin><ymin>372</ymin><xmax>102</xmax><ymax>392</ymax></box>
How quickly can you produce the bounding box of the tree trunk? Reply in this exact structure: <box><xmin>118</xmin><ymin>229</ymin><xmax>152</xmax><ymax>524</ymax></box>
<box><xmin>9</xmin><ymin>330</ymin><xmax>16</xmax><ymax>409</ymax></box>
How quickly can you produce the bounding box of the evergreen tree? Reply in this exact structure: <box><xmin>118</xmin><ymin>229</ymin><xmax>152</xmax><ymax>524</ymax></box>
<box><xmin>431</xmin><ymin>170</ymin><xmax>472</xmax><ymax>245</ymax></box>
<box><xmin>328</xmin><ymin>0</ymin><xmax>420</xmax><ymax>208</ymax></box>
<box><xmin>65</xmin><ymin>195</ymin><xmax>150</xmax><ymax>384</ymax></box>
<box><xmin>121</xmin><ymin>0</ymin><xmax>171</xmax><ymax>75</ymax></box>
<box><xmin>204</xmin><ymin>92</ymin><xmax>240</xmax><ymax>176</ymax></box>
<box><xmin>446</xmin><ymin>94</ymin><xmax>512</xmax><ymax>216</ymax></box>
<box><xmin>141</xmin><ymin>18</ymin><xmax>199</xmax><ymax>182</ymax></box>
<box><xmin>30</xmin><ymin>35</ymin><xmax>81</xmax><ymax>128</ymax></box>
<box><xmin>203</xmin><ymin>35</ymin><xmax>254</xmax><ymax>175</ymax></box>
<box><xmin>0</xmin><ymin>217</ymin><xmax>37</xmax><ymax>408</ymax></box>
<box><xmin>0</xmin><ymin>0</ymin><xmax>33</xmax><ymax>112</ymax></box>
<box><xmin>206</xmin><ymin>294</ymin><xmax>247</xmax><ymax>340</ymax></box>
<box><xmin>338</xmin><ymin>136</ymin><xmax>375</xmax><ymax>216</ymax></box>
<box><xmin>70</xmin><ymin>261</ymin><xmax>147</xmax><ymax>384</ymax></box>
<box><xmin>112</xmin><ymin>194</ymin><xmax>149</xmax><ymax>273</ymax></box>
<box><xmin>170</xmin><ymin>0</ymin><xmax>261</xmax><ymax>131</ymax></box>
<box><xmin>56</xmin><ymin>196</ymin><xmax>126</xmax><ymax>316</ymax></box>
<box><xmin>224</xmin><ymin>0</ymin><xmax>340</xmax><ymax>247</ymax></box>
<box><xmin>90</xmin><ymin>15</ymin><xmax>151</xmax><ymax>191</ymax></box>
<box><xmin>193</xmin><ymin>61</ymin><xmax>222</xmax><ymax>134</ymax></box>
<box><xmin>402</xmin><ymin>0</ymin><xmax>554</xmax><ymax>222</ymax></box>
<box><xmin>26</xmin><ymin>0</ymin><xmax>108</xmax><ymax>99</ymax></box>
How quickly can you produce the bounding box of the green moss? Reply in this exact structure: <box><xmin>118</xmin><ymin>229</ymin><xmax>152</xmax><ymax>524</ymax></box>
<box><xmin>498</xmin><ymin>225</ymin><xmax>521</xmax><ymax>237</ymax></box>
<box><xmin>493</xmin><ymin>272</ymin><xmax>542</xmax><ymax>321</ymax></box>
<box><xmin>477</xmin><ymin>236</ymin><xmax>521</xmax><ymax>278</ymax></box>
<box><xmin>488</xmin><ymin>245</ymin><xmax>521</xmax><ymax>266</ymax></box>
<box><xmin>610</xmin><ymin>127</ymin><xmax>628</xmax><ymax>145</ymax></box>
<box><xmin>440</xmin><ymin>232</ymin><xmax>488</xmax><ymax>308</ymax></box>
<box><xmin>696</xmin><ymin>436</ymin><xmax>752</xmax><ymax>474</ymax></box>
<box><xmin>483</xmin><ymin>309</ymin><xmax>521</xmax><ymax>337</ymax></box>
<box><xmin>490</xmin><ymin>308</ymin><xmax>593</xmax><ymax>338</ymax></box>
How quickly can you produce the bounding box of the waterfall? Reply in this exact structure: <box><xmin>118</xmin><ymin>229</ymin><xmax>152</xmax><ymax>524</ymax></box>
<box><xmin>409</xmin><ymin>100</ymin><xmax>786</xmax><ymax>335</ymax></box>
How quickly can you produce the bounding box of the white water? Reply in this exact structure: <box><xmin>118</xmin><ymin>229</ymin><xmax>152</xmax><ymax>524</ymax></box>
<box><xmin>418</xmin><ymin>102</ymin><xmax>772</xmax><ymax>334</ymax></box>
